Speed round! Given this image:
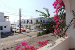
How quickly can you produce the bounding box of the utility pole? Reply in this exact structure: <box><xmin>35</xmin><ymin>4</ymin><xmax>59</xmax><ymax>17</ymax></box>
<box><xmin>19</xmin><ymin>8</ymin><xmax>21</xmax><ymax>33</ymax></box>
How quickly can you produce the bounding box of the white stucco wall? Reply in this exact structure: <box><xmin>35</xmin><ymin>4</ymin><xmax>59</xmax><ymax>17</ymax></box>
<box><xmin>20</xmin><ymin>17</ymin><xmax>50</xmax><ymax>30</ymax></box>
<box><xmin>0</xmin><ymin>12</ymin><xmax>4</xmax><ymax>22</ymax></box>
<box><xmin>63</xmin><ymin>0</ymin><xmax>75</xmax><ymax>48</ymax></box>
<box><xmin>31</xmin><ymin>25</ymin><xmax>35</xmax><ymax>29</ymax></box>
<box><xmin>0</xmin><ymin>21</ymin><xmax>10</xmax><ymax>32</ymax></box>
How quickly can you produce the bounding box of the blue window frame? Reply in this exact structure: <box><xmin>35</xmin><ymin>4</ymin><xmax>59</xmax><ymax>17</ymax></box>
<box><xmin>41</xmin><ymin>20</ymin><xmax>42</xmax><ymax>22</ymax></box>
<box><xmin>18</xmin><ymin>25</ymin><xmax>19</xmax><ymax>27</ymax></box>
<box><xmin>0</xmin><ymin>26</ymin><xmax>3</xmax><ymax>30</ymax></box>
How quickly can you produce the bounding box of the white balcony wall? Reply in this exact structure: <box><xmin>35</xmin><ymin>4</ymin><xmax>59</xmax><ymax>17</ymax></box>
<box><xmin>0</xmin><ymin>21</ymin><xmax>10</xmax><ymax>32</ymax></box>
<box><xmin>38</xmin><ymin>36</ymin><xmax>70</xmax><ymax>50</ymax></box>
<box><xmin>63</xmin><ymin>0</ymin><xmax>75</xmax><ymax>48</ymax></box>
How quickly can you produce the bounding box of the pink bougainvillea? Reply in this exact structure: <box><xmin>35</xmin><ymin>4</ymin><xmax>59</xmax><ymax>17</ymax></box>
<box><xmin>55</xmin><ymin>19</ymin><xmax>58</xmax><ymax>22</ymax></box>
<box><xmin>53</xmin><ymin>0</ymin><xmax>63</xmax><ymax>13</ymax></box>
<box><xmin>15</xmin><ymin>42</ymin><xmax>38</xmax><ymax>50</ymax></box>
<box><xmin>15</xmin><ymin>45</ymin><xmax>21</xmax><ymax>50</ymax></box>
<box><xmin>60</xmin><ymin>19</ymin><xmax>63</xmax><ymax>23</ymax></box>
<box><xmin>21</xmin><ymin>42</ymin><xmax>28</xmax><ymax>46</ymax></box>
<box><xmin>65</xmin><ymin>34</ymin><xmax>67</xmax><ymax>36</ymax></box>
<box><xmin>53</xmin><ymin>0</ymin><xmax>67</xmax><ymax>37</ymax></box>
<box><xmin>38</xmin><ymin>40</ymin><xmax>48</xmax><ymax>47</ymax></box>
<box><xmin>15</xmin><ymin>40</ymin><xmax>48</xmax><ymax>50</ymax></box>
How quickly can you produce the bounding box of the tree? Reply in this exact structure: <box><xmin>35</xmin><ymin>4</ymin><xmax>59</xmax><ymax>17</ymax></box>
<box><xmin>31</xmin><ymin>7</ymin><xmax>51</xmax><ymax>27</ymax></box>
<box><xmin>35</xmin><ymin>7</ymin><xmax>50</xmax><ymax>19</ymax></box>
<box><xmin>31</xmin><ymin>8</ymin><xmax>55</xmax><ymax>34</ymax></box>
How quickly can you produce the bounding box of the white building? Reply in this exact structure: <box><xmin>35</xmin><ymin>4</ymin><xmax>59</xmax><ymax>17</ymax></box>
<box><xmin>17</xmin><ymin>17</ymin><xmax>50</xmax><ymax>30</ymax></box>
<box><xmin>0</xmin><ymin>12</ymin><xmax>10</xmax><ymax>32</ymax></box>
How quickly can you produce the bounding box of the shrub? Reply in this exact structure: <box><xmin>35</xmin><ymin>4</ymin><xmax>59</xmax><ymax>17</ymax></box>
<box><xmin>37</xmin><ymin>32</ymin><xmax>44</xmax><ymax>37</ymax></box>
<box><xmin>42</xmin><ymin>21</ymin><xmax>55</xmax><ymax>34</ymax></box>
<box><xmin>43</xmin><ymin>26</ymin><xmax>54</xmax><ymax>34</ymax></box>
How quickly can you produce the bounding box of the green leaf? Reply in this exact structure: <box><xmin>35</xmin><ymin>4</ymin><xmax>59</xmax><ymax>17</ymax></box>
<box><xmin>35</xmin><ymin>7</ymin><xmax>51</xmax><ymax>19</ymax></box>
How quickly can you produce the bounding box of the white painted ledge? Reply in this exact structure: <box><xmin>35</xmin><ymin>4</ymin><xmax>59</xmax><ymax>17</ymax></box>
<box><xmin>38</xmin><ymin>36</ymin><xmax>70</xmax><ymax>50</ymax></box>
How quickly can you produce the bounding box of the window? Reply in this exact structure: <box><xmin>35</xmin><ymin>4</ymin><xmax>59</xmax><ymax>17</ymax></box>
<box><xmin>17</xmin><ymin>25</ymin><xmax>19</xmax><ymax>27</ymax></box>
<box><xmin>4</xmin><ymin>26</ymin><xmax>6</xmax><ymax>28</ymax></box>
<box><xmin>41</xmin><ymin>20</ymin><xmax>42</xmax><ymax>22</ymax></box>
<box><xmin>36</xmin><ymin>20</ymin><xmax>38</xmax><ymax>22</ymax></box>
<box><xmin>0</xmin><ymin>26</ymin><xmax>3</xmax><ymax>30</ymax></box>
<box><xmin>27</xmin><ymin>20</ymin><xmax>29</xmax><ymax>24</ymax></box>
<box><xmin>31</xmin><ymin>20</ymin><xmax>33</xmax><ymax>24</ymax></box>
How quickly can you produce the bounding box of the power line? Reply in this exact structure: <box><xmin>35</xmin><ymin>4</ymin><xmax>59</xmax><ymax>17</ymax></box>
<box><xmin>0</xmin><ymin>0</ymin><xmax>19</xmax><ymax>11</ymax></box>
<box><xmin>1</xmin><ymin>11</ymin><xmax>32</xmax><ymax>22</ymax></box>
<box><xmin>0</xmin><ymin>0</ymin><xmax>37</xmax><ymax>17</ymax></box>
<box><xmin>1</xmin><ymin>11</ymin><xmax>34</xmax><ymax>17</ymax></box>
<box><xmin>0</xmin><ymin>0</ymin><xmax>36</xmax><ymax>15</ymax></box>
<box><xmin>22</xmin><ymin>8</ymin><xmax>36</xmax><ymax>14</ymax></box>
<box><xmin>0</xmin><ymin>0</ymin><xmax>37</xmax><ymax>22</ymax></box>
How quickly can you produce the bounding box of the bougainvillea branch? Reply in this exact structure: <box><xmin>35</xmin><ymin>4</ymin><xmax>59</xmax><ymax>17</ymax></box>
<box><xmin>53</xmin><ymin>0</ymin><xmax>66</xmax><ymax>37</ymax></box>
<box><xmin>60</xmin><ymin>10</ymin><xmax>75</xmax><ymax>37</ymax></box>
<box><xmin>15</xmin><ymin>42</ymin><xmax>38</xmax><ymax>50</ymax></box>
<box><xmin>53</xmin><ymin>0</ymin><xmax>75</xmax><ymax>37</ymax></box>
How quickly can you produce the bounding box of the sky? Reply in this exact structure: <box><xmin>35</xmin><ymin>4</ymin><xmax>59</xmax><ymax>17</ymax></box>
<box><xmin>0</xmin><ymin>0</ymin><xmax>55</xmax><ymax>23</ymax></box>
